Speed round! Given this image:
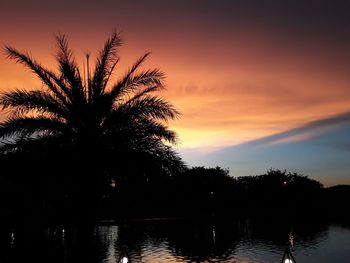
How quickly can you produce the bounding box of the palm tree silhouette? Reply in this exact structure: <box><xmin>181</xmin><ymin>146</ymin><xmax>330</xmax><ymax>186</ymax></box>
<box><xmin>0</xmin><ymin>32</ymin><xmax>183</xmax><ymax>209</ymax></box>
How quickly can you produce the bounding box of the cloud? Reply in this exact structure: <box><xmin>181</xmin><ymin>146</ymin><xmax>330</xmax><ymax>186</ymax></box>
<box><xmin>180</xmin><ymin>111</ymin><xmax>350</xmax><ymax>186</ymax></box>
<box><xmin>238</xmin><ymin>111</ymin><xmax>350</xmax><ymax>147</ymax></box>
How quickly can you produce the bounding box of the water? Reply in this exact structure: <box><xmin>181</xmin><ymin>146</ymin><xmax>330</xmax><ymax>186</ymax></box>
<box><xmin>0</xmin><ymin>218</ymin><xmax>349</xmax><ymax>262</ymax></box>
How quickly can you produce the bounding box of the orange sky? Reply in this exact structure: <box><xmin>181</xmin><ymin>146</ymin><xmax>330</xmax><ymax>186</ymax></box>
<box><xmin>1</xmin><ymin>0</ymin><xmax>350</xmax><ymax>184</ymax></box>
<box><xmin>1</xmin><ymin>28</ymin><xmax>349</xmax><ymax>149</ymax></box>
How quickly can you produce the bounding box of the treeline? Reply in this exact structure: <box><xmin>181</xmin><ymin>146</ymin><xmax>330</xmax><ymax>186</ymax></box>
<box><xmin>102</xmin><ymin>167</ymin><xmax>349</xmax><ymax>220</ymax></box>
<box><xmin>0</xmin><ymin>156</ymin><xmax>349</xmax><ymax>222</ymax></box>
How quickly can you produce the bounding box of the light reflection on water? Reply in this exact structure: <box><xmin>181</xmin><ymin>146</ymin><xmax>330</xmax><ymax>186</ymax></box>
<box><xmin>1</xmin><ymin>219</ymin><xmax>349</xmax><ymax>263</ymax></box>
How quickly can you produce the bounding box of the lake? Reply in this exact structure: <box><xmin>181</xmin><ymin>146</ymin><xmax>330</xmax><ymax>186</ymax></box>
<box><xmin>1</xmin><ymin>218</ymin><xmax>349</xmax><ymax>262</ymax></box>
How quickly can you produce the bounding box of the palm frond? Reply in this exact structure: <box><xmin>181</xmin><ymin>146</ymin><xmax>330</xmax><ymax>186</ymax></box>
<box><xmin>126</xmin><ymin>139</ymin><xmax>185</xmax><ymax>174</ymax></box>
<box><xmin>4</xmin><ymin>46</ymin><xmax>69</xmax><ymax>105</ymax></box>
<box><xmin>128</xmin><ymin>69</ymin><xmax>165</xmax><ymax>87</ymax></box>
<box><xmin>0</xmin><ymin>116</ymin><xmax>66</xmax><ymax>138</ymax></box>
<box><xmin>0</xmin><ymin>138</ymin><xmax>35</xmax><ymax>155</ymax></box>
<box><xmin>0</xmin><ymin>134</ymin><xmax>69</xmax><ymax>155</ymax></box>
<box><xmin>92</xmin><ymin>32</ymin><xmax>122</xmax><ymax>99</ymax></box>
<box><xmin>135</xmin><ymin>118</ymin><xmax>178</xmax><ymax>143</ymax></box>
<box><xmin>55</xmin><ymin>33</ymin><xmax>85</xmax><ymax>104</ymax></box>
<box><xmin>121</xmin><ymin>95</ymin><xmax>180</xmax><ymax>121</ymax></box>
<box><xmin>0</xmin><ymin>89</ymin><xmax>68</xmax><ymax>119</ymax></box>
<box><xmin>123</xmin><ymin>85</ymin><xmax>163</xmax><ymax>105</ymax></box>
<box><xmin>103</xmin><ymin>113</ymin><xmax>177</xmax><ymax>144</ymax></box>
<box><xmin>118</xmin><ymin>69</ymin><xmax>166</xmax><ymax>101</ymax></box>
<box><xmin>109</xmin><ymin>52</ymin><xmax>150</xmax><ymax>99</ymax></box>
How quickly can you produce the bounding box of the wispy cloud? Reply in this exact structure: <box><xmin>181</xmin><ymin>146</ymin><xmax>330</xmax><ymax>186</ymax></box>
<box><xmin>241</xmin><ymin>111</ymin><xmax>350</xmax><ymax>147</ymax></box>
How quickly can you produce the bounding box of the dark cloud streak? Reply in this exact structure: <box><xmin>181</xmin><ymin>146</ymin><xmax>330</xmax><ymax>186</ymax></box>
<box><xmin>240</xmin><ymin>111</ymin><xmax>350</xmax><ymax>147</ymax></box>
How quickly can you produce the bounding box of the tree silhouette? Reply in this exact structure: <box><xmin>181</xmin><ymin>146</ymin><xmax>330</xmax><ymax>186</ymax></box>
<box><xmin>0</xmin><ymin>32</ymin><xmax>184</xmax><ymax>212</ymax></box>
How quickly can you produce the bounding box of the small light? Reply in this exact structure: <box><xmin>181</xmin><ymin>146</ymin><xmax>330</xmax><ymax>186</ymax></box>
<box><xmin>10</xmin><ymin>231</ymin><xmax>15</xmax><ymax>247</ymax></box>
<box><xmin>111</xmin><ymin>178</ymin><xmax>116</xmax><ymax>188</ymax></box>
<box><xmin>285</xmin><ymin>259</ymin><xmax>293</xmax><ymax>263</ymax></box>
<box><xmin>121</xmin><ymin>256</ymin><xmax>128</xmax><ymax>263</ymax></box>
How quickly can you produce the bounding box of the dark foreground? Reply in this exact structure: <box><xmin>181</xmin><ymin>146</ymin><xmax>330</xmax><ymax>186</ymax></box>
<box><xmin>1</xmin><ymin>167</ymin><xmax>349</xmax><ymax>262</ymax></box>
<box><xmin>0</xmin><ymin>217</ymin><xmax>349</xmax><ymax>263</ymax></box>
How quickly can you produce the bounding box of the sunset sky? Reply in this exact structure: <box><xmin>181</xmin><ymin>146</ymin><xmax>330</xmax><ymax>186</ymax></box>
<box><xmin>1</xmin><ymin>0</ymin><xmax>349</xmax><ymax>186</ymax></box>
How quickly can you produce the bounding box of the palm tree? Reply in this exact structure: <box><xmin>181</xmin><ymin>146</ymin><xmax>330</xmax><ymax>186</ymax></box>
<box><xmin>0</xmin><ymin>32</ymin><xmax>184</xmax><ymax>205</ymax></box>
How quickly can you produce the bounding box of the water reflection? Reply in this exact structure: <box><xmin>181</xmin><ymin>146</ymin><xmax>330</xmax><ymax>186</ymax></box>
<box><xmin>288</xmin><ymin>231</ymin><xmax>294</xmax><ymax>247</ymax></box>
<box><xmin>91</xmin><ymin>219</ymin><xmax>335</xmax><ymax>263</ymax></box>
<box><xmin>0</xmin><ymin>218</ymin><xmax>349</xmax><ymax>263</ymax></box>
<box><xmin>9</xmin><ymin>229</ymin><xmax>15</xmax><ymax>247</ymax></box>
